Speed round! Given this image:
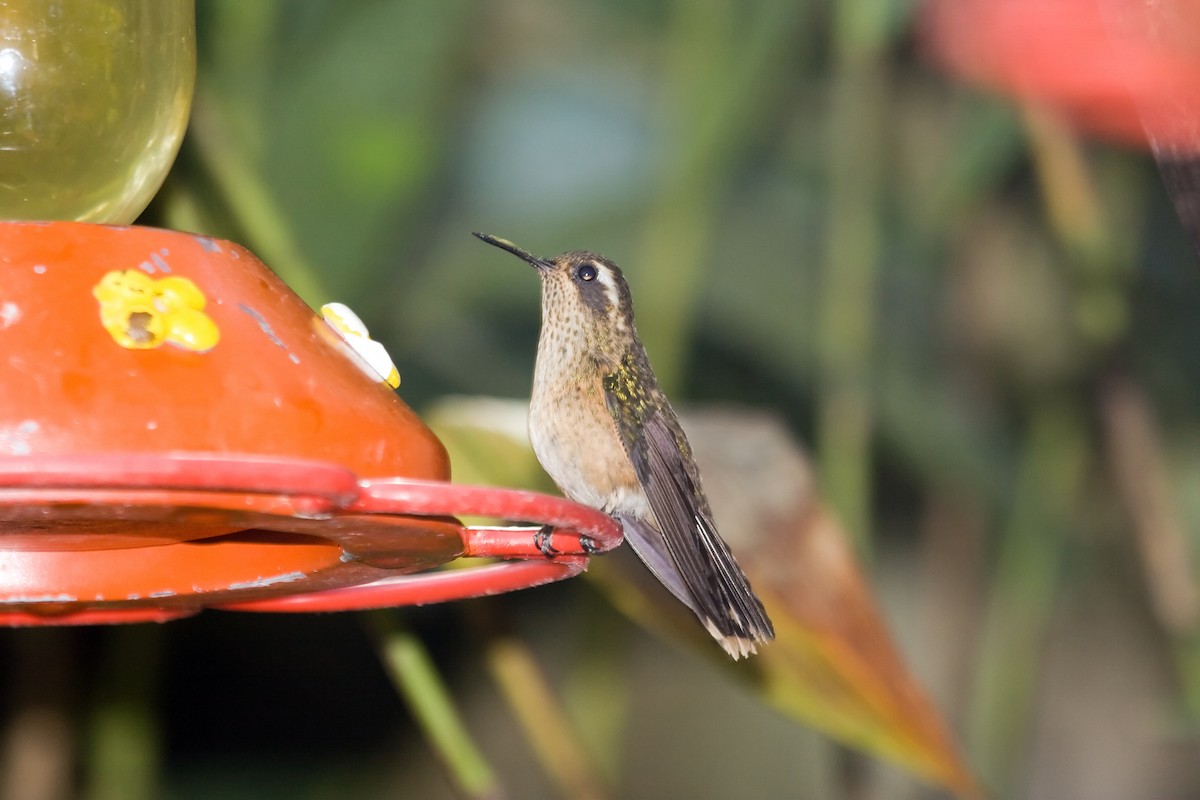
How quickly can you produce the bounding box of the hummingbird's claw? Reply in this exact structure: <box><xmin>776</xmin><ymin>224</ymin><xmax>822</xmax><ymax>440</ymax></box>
<box><xmin>533</xmin><ymin>525</ymin><xmax>559</xmax><ymax>557</ymax></box>
<box><xmin>579</xmin><ymin>536</ymin><xmax>598</xmax><ymax>554</ymax></box>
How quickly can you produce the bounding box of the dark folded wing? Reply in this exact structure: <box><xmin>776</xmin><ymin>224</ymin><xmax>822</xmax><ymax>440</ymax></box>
<box><xmin>603</xmin><ymin>373</ymin><xmax>773</xmax><ymax>645</ymax></box>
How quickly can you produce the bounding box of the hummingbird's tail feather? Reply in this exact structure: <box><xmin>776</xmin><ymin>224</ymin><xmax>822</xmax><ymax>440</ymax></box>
<box><xmin>702</xmin><ymin>620</ymin><xmax>761</xmax><ymax>660</ymax></box>
<box><xmin>616</xmin><ymin>514</ymin><xmax>696</xmax><ymax>606</ymax></box>
<box><xmin>617</xmin><ymin>514</ymin><xmax>772</xmax><ymax>660</ymax></box>
<box><xmin>627</xmin><ymin>413</ymin><xmax>776</xmax><ymax>659</ymax></box>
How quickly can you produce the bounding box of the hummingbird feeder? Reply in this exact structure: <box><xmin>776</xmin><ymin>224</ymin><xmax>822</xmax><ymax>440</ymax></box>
<box><xmin>0</xmin><ymin>2</ymin><xmax>619</xmax><ymax>626</ymax></box>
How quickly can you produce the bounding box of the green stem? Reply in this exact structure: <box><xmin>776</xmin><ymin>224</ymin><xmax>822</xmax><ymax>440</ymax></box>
<box><xmin>369</xmin><ymin>612</ymin><xmax>502</xmax><ymax>800</ymax></box>
<box><xmin>636</xmin><ymin>0</ymin><xmax>807</xmax><ymax>391</ymax></box>
<box><xmin>83</xmin><ymin>626</ymin><xmax>164</xmax><ymax>800</ymax></box>
<box><xmin>815</xmin><ymin>5</ymin><xmax>891</xmax><ymax>552</ymax></box>
<box><xmin>968</xmin><ymin>400</ymin><xmax>1088</xmax><ymax>793</ymax></box>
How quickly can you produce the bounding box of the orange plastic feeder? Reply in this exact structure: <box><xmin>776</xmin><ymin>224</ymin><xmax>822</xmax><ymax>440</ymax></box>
<box><xmin>0</xmin><ymin>221</ymin><xmax>621</xmax><ymax>626</ymax></box>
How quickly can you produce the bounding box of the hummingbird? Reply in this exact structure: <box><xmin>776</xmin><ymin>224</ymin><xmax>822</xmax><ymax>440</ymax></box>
<box><xmin>474</xmin><ymin>232</ymin><xmax>775</xmax><ymax>659</ymax></box>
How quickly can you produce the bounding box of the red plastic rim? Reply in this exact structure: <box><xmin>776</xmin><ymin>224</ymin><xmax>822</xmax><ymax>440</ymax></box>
<box><xmin>0</xmin><ymin>453</ymin><xmax>623</xmax><ymax>625</ymax></box>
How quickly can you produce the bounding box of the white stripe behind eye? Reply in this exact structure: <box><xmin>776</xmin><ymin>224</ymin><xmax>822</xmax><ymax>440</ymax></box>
<box><xmin>596</xmin><ymin>266</ymin><xmax>620</xmax><ymax>314</ymax></box>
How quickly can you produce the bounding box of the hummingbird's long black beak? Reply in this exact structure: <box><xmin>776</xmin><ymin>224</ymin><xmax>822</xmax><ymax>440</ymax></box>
<box><xmin>472</xmin><ymin>232</ymin><xmax>553</xmax><ymax>272</ymax></box>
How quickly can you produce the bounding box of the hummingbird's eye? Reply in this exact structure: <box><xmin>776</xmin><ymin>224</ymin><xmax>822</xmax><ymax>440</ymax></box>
<box><xmin>576</xmin><ymin>263</ymin><xmax>598</xmax><ymax>282</ymax></box>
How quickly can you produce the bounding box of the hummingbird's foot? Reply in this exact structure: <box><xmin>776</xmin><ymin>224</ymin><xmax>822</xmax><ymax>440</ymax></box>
<box><xmin>533</xmin><ymin>525</ymin><xmax>559</xmax><ymax>557</ymax></box>
<box><xmin>579</xmin><ymin>536</ymin><xmax>598</xmax><ymax>554</ymax></box>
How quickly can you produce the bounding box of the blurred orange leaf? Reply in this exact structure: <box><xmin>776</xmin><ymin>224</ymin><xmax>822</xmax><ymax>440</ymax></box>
<box><xmin>686</xmin><ymin>409</ymin><xmax>982</xmax><ymax>799</ymax></box>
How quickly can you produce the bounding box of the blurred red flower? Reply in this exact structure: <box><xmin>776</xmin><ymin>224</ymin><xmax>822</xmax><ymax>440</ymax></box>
<box><xmin>923</xmin><ymin>0</ymin><xmax>1200</xmax><ymax>153</ymax></box>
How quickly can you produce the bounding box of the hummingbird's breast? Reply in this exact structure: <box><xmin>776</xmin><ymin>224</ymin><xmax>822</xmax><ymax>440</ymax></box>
<box><xmin>528</xmin><ymin>349</ymin><xmax>648</xmax><ymax>517</ymax></box>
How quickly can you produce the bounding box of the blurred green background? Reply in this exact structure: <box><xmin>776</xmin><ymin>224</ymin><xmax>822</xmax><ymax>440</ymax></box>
<box><xmin>5</xmin><ymin>0</ymin><xmax>1200</xmax><ymax>798</ymax></box>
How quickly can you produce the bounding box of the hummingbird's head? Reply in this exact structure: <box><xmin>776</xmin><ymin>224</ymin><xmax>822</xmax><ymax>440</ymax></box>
<box><xmin>473</xmin><ymin>233</ymin><xmax>636</xmax><ymax>352</ymax></box>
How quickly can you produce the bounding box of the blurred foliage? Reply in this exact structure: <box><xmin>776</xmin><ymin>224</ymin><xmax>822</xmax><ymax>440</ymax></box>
<box><xmin>5</xmin><ymin>0</ymin><xmax>1200</xmax><ymax>798</ymax></box>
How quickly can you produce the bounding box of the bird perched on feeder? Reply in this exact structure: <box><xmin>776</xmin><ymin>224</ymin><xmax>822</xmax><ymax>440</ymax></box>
<box><xmin>474</xmin><ymin>232</ymin><xmax>775</xmax><ymax>659</ymax></box>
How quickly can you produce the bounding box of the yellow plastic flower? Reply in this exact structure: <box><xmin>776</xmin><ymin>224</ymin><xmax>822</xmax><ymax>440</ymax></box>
<box><xmin>94</xmin><ymin>270</ymin><xmax>219</xmax><ymax>352</ymax></box>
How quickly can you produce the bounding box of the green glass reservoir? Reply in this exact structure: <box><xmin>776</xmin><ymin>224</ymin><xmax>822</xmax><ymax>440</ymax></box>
<box><xmin>0</xmin><ymin>1</ymin><xmax>194</xmax><ymax>223</ymax></box>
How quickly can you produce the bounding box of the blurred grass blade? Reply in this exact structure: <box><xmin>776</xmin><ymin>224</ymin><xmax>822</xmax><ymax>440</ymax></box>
<box><xmin>370</xmin><ymin>612</ymin><xmax>503</xmax><ymax>800</ymax></box>
<box><xmin>474</xmin><ymin>612</ymin><xmax>610</xmax><ymax>800</ymax></box>
<box><xmin>1101</xmin><ymin>376</ymin><xmax>1200</xmax><ymax>716</ymax></box>
<box><xmin>83</xmin><ymin>627</ymin><xmax>164</xmax><ymax>800</ymax></box>
<box><xmin>1101</xmin><ymin>376</ymin><xmax>1199</xmax><ymax>634</ymax></box>
<box><xmin>968</xmin><ymin>401</ymin><xmax>1087</xmax><ymax>793</ymax></box>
